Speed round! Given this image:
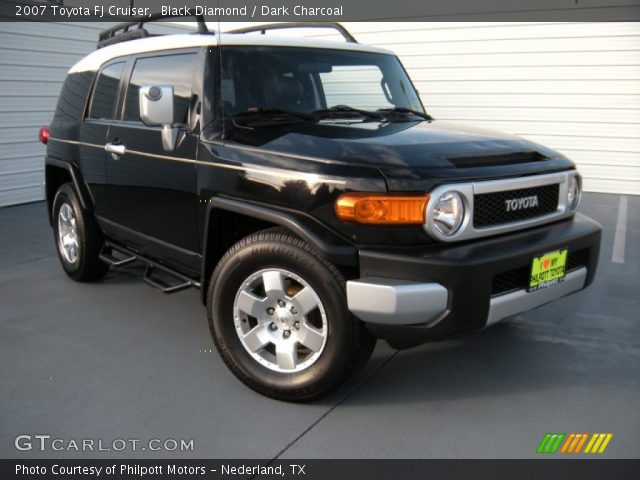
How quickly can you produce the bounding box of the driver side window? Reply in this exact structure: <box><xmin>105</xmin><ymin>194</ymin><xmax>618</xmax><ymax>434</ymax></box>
<box><xmin>123</xmin><ymin>53</ymin><xmax>197</xmax><ymax>124</ymax></box>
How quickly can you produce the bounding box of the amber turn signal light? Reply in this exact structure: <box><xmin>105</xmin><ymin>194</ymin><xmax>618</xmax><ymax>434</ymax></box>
<box><xmin>335</xmin><ymin>193</ymin><xmax>429</xmax><ymax>225</ymax></box>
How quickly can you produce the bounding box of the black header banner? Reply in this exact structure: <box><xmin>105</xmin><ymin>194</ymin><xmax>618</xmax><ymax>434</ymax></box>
<box><xmin>2</xmin><ymin>459</ymin><xmax>640</xmax><ymax>480</ymax></box>
<box><xmin>2</xmin><ymin>0</ymin><xmax>640</xmax><ymax>22</ymax></box>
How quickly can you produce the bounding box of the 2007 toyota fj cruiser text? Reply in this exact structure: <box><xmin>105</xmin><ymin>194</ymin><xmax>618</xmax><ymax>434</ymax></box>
<box><xmin>42</xmin><ymin>18</ymin><xmax>601</xmax><ymax>401</ymax></box>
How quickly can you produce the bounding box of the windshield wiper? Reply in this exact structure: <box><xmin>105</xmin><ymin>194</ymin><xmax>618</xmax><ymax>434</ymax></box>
<box><xmin>377</xmin><ymin>107</ymin><xmax>433</xmax><ymax>121</ymax></box>
<box><xmin>231</xmin><ymin>108</ymin><xmax>317</xmax><ymax>129</ymax></box>
<box><xmin>233</xmin><ymin>108</ymin><xmax>316</xmax><ymax>121</ymax></box>
<box><xmin>312</xmin><ymin>105</ymin><xmax>384</xmax><ymax>120</ymax></box>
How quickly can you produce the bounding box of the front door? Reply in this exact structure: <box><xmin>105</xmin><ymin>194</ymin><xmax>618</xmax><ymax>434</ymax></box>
<box><xmin>101</xmin><ymin>51</ymin><xmax>201</xmax><ymax>271</ymax></box>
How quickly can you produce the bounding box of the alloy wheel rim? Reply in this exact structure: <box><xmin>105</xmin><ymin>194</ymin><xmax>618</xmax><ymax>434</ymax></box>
<box><xmin>233</xmin><ymin>268</ymin><xmax>328</xmax><ymax>373</ymax></box>
<box><xmin>57</xmin><ymin>202</ymin><xmax>79</xmax><ymax>264</ymax></box>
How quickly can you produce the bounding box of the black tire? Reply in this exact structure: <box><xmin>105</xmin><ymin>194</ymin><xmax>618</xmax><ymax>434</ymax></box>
<box><xmin>52</xmin><ymin>183</ymin><xmax>109</xmax><ymax>282</ymax></box>
<box><xmin>207</xmin><ymin>228</ymin><xmax>375</xmax><ymax>402</ymax></box>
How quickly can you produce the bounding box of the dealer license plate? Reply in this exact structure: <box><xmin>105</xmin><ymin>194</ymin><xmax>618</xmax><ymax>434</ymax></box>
<box><xmin>529</xmin><ymin>249</ymin><xmax>568</xmax><ymax>292</ymax></box>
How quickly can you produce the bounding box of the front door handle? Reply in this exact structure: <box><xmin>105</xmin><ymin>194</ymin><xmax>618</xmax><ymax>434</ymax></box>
<box><xmin>105</xmin><ymin>142</ymin><xmax>126</xmax><ymax>160</ymax></box>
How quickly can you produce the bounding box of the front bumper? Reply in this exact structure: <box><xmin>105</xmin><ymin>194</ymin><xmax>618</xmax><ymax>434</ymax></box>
<box><xmin>347</xmin><ymin>213</ymin><xmax>601</xmax><ymax>348</ymax></box>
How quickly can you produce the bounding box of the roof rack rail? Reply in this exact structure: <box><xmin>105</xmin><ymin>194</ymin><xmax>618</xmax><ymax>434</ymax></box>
<box><xmin>227</xmin><ymin>22</ymin><xmax>358</xmax><ymax>43</ymax></box>
<box><xmin>97</xmin><ymin>13</ymin><xmax>212</xmax><ymax>49</ymax></box>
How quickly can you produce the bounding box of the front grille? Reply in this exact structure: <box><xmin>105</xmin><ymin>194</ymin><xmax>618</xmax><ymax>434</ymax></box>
<box><xmin>491</xmin><ymin>266</ymin><xmax>529</xmax><ymax>296</ymax></box>
<box><xmin>490</xmin><ymin>248</ymin><xmax>590</xmax><ymax>296</ymax></box>
<box><xmin>474</xmin><ymin>184</ymin><xmax>559</xmax><ymax>228</ymax></box>
<box><xmin>566</xmin><ymin>248</ymin><xmax>590</xmax><ymax>272</ymax></box>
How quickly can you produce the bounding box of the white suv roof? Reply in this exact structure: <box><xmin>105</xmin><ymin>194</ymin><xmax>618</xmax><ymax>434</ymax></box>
<box><xmin>70</xmin><ymin>33</ymin><xmax>394</xmax><ymax>73</ymax></box>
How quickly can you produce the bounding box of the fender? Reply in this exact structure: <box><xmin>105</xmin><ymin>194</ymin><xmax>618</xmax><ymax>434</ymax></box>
<box><xmin>200</xmin><ymin>196</ymin><xmax>358</xmax><ymax>302</ymax></box>
<box><xmin>46</xmin><ymin>159</ymin><xmax>95</xmax><ymax>214</ymax></box>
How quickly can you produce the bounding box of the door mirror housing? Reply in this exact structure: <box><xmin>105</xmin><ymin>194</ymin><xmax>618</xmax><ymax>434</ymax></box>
<box><xmin>139</xmin><ymin>85</ymin><xmax>174</xmax><ymax>125</ymax></box>
<box><xmin>139</xmin><ymin>85</ymin><xmax>178</xmax><ymax>151</ymax></box>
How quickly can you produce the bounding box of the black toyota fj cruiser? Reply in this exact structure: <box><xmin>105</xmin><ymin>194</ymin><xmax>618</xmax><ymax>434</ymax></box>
<box><xmin>42</xmin><ymin>18</ymin><xmax>601</xmax><ymax>401</ymax></box>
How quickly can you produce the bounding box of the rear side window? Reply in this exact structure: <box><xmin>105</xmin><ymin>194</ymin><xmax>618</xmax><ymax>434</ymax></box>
<box><xmin>123</xmin><ymin>53</ymin><xmax>197</xmax><ymax>124</ymax></box>
<box><xmin>89</xmin><ymin>62</ymin><xmax>125</xmax><ymax>120</ymax></box>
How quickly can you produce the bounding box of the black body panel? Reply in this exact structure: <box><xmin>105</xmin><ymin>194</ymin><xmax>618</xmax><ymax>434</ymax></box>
<box><xmin>195</xmin><ymin>138</ymin><xmax>394</xmax><ymax>245</ymax></box>
<box><xmin>101</xmin><ymin>124</ymin><xmax>199</xmax><ymax>253</ymax></box>
<box><xmin>203</xmin><ymin>118</ymin><xmax>575</xmax><ymax>245</ymax></box>
<box><xmin>78</xmin><ymin>121</ymin><xmax>109</xmax><ymax>216</ymax></box>
<box><xmin>216</xmin><ymin>119</ymin><xmax>575</xmax><ymax>188</ymax></box>
<box><xmin>205</xmin><ymin>196</ymin><xmax>357</xmax><ymax>266</ymax></box>
<box><xmin>360</xmin><ymin>214</ymin><xmax>601</xmax><ymax>346</ymax></box>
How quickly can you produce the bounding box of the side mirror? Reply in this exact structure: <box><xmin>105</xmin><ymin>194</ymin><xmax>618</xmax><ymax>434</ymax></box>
<box><xmin>139</xmin><ymin>85</ymin><xmax>173</xmax><ymax>125</ymax></box>
<box><xmin>139</xmin><ymin>85</ymin><xmax>178</xmax><ymax>151</ymax></box>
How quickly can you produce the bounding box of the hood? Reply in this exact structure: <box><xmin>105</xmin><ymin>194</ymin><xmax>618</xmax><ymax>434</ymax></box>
<box><xmin>227</xmin><ymin>119</ymin><xmax>575</xmax><ymax>188</ymax></box>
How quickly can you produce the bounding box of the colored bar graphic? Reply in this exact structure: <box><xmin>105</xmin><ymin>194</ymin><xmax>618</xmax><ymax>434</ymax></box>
<box><xmin>560</xmin><ymin>433</ymin><xmax>589</xmax><ymax>453</ymax></box>
<box><xmin>597</xmin><ymin>434</ymin><xmax>613</xmax><ymax>453</ymax></box>
<box><xmin>538</xmin><ymin>432</ymin><xmax>612</xmax><ymax>454</ymax></box>
<box><xmin>537</xmin><ymin>433</ymin><xmax>552</xmax><ymax>453</ymax></box>
<box><xmin>537</xmin><ymin>433</ymin><xmax>566</xmax><ymax>453</ymax></box>
<box><xmin>584</xmin><ymin>433</ymin><xmax>614</xmax><ymax>454</ymax></box>
<box><xmin>574</xmin><ymin>433</ymin><xmax>589</xmax><ymax>453</ymax></box>
<box><xmin>560</xmin><ymin>434</ymin><xmax>575</xmax><ymax>453</ymax></box>
<box><xmin>584</xmin><ymin>434</ymin><xmax>598</xmax><ymax>453</ymax></box>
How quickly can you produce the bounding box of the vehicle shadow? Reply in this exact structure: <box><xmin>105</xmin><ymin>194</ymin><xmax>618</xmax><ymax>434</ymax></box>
<box><xmin>341</xmin><ymin>316</ymin><xmax>629</xmax><ymax>406</ymax></box>
<box><xmin>101</xmin><ymin>264</ymin><xmax>151</xmax><ymax>285</ymax></box>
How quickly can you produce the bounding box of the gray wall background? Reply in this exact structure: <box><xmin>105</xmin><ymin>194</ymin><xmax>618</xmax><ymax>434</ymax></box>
<box><xmin>0</xmin><ymin>21</ymin><xmax>192</xmax><ymax>207</ymax></box>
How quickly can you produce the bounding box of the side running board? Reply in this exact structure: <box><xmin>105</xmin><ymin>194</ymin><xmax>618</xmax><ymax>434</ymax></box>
<box><xmin>99</xmin><ymin>245</ymin><xmax>137</xmax><ymax>267</ymax></box>
<box><xmin>99</xmin><ymin>242</ymin><xmax>200</xmax><ymax>294</ymax></box>
<box><xmin>143</xmin><ymin>265</ymin><xmax>193</xmax><ymax>294</ymax></box>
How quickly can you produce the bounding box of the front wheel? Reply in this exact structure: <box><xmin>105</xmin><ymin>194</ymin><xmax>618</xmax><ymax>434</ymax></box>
<box><xmin>207</xmin><ymin>228</ymin><xmax>375</xmax><ymax>402</ymax></box>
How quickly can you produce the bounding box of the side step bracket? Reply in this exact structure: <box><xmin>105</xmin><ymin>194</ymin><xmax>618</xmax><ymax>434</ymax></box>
<box><xmin>143</xmin><ymin>265</ymin><xmax>193</xmax><ymax>294</ymax></box>
<box><xmin>99</xmin><ymin>245</ymin><xmax>137</xmax><ymax>267</ymax></box>
<box><xmin>100</xmin><ymin>242</ymin><xmax>200</xmax><ymax>294</ymax></box>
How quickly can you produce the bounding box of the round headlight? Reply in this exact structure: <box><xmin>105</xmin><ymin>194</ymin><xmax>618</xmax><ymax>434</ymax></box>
<box><xmin>432</xmin><ymin>191</ymin><xmax>465</xmax><ymax>237</ymax></box>
<box><xmin>567</xmin><ymin>175</ymin><xmax>581</xmax><ymax>211</ymax></box>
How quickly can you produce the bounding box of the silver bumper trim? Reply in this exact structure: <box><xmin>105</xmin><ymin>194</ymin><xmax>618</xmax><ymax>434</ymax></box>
<box><xmin>486</xmin><ymin>267</ymin><xmax>587</xmax><ymax>326</ymax></box>
<box><xmin>346</xmin><ymin>277</ymin><xmax>448</xmax><ymax>326</ymax></box>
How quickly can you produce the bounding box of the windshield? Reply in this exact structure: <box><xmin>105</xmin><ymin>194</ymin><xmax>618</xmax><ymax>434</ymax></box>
<box><xmin>220</xmin><ymin>46</ymin><xmax>423</xmax><ymax>119</ymax></box>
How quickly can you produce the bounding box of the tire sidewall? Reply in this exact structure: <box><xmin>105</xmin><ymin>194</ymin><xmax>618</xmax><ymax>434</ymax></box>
<box><xmin>52</xmin><ymin>185</ymin><xmax>85</xmax><ymax>276</ymax></box>
<box><xmin>209</xmin><ymin>239</ymin><xmax>354</xmax><ymax>397</ymax></box>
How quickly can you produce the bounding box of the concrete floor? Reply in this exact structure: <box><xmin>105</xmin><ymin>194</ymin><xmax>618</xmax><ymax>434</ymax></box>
<box><xmin>1</xmin><ymin>193</ymin><xmax>638</xmax><ymax>459</ymax></box>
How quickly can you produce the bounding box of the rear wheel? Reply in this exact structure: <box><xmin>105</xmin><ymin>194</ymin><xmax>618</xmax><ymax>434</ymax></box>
<box><xmin>207</xmin><ymin>228</ymin><xmax>375</xmax><ymax>401</ymax></box>
<box><xmin>52</xmin><ymin>183</ymin><xmax>109</xmax><ymax>281</ymax></box>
